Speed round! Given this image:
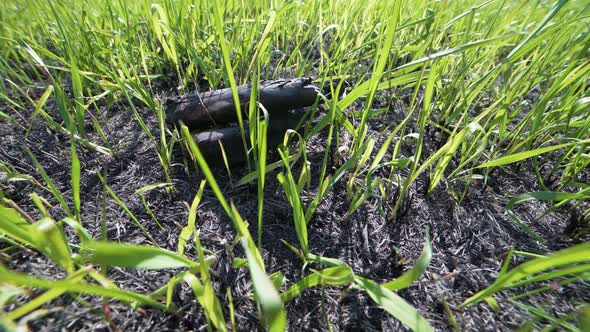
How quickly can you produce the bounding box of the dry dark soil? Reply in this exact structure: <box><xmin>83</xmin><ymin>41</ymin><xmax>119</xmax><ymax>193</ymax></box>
<box><xmin>1</xmin><ymin>78</ymin><xmax>589</xmax><ymax>331</ymax></box>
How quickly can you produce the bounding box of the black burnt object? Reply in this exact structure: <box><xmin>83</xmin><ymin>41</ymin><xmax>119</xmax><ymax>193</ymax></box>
<box><xmin>166</xmin><ymin>77</ymin><xmax>319</xmax><ymax>130</ymax></box>
<box><xmin>166</xmin><ymin>77</ymin><xmax>319</xmax><ymax>166</ymax></box>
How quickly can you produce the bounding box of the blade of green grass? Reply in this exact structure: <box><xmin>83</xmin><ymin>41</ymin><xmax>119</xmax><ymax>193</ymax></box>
<box><xmin>79</xmin><ymin>241</ymin><xmax>203</xmax><ymax>270</ymax></box>
<box><xmin>354</xmin><ymin>276</ymin><xmax>434</xmax><ymax>332</ymax></box>
<box><xmin>462</xmin><ymin>241</ymin><xmax>590</xmax><ymax>307</ymax></box>
<box><xmin>97</xmin><ymin>173</ymin><xmax>159</xmax><ymax>246</ymax></box>
<box><xmin>0</xmin><ymin>266</ymin><xmax>166</xmax><ymax>310</ymax></box>
<box><xmin>383</xmin><ymin>229</ymin><xmax>432</xmax><ymax>291</ymax></box>
<box><xmin>281</xmin><ymin>266</ymin><xmax>353</xmax><ymax>303</ymax></box>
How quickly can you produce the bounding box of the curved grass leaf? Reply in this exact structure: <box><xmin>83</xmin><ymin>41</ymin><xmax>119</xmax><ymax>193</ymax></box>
<box><xmin>24</xmin><ymin>148</ymin><xmax>73</xmax><ymax>218</ymax></box>
<box><xmin>242</xmin><ymin>238</ymin><xmax>286</xmax><ymax>332</ymax></box>
<box><xmin>35</xmin><ymin>218</ymin><xmax>73</xmax><ymax>273</ymax></box>
<box><xmin>462</xmin><ymin>241</ymin><xmax>590</xmax><ymax>307</ymax></box>
<box><xmin>133</xmin><ymin>182</ymin><xmax>174</xmax><ymax>196</ymax></box>
<box><xmin>62</xmin><ymin>217</ymin><xmax>92</xmax><ymax>243</ymax></box>
<box><xmin>476</xmin><ymin>139</ymin><xmax>590</xmax><ymax>168</ymax></box>
<box><xmin>305</xmin><ymin>138</ymin><xmax>371</xmax><ymax>222</ymax></box>
<box><xmin>178</xmin><ymin>180</ymin><xmax>206</xmax><ymax>255</ymax></box>
<box><xmin>307</xmin><ymin>253</ymin><xmax>350</xmax><ymax>268</ymax></box>
<box><xmin>0</xmin><ymin>267</ymin><xmax>166</xmax><ymax>310</ymax></box>
<box><xmin>281</xmin><ymin>266</ymin><xmax>354</xmax><ymax>303</ymax></box>
<box><xmin>79</xmin><ymin>241</ymin><xmax>200</xmax><ymax>270</ymax></box>
<box><xmin>70</xmin><ymin>140</ymin><xmax>80</xmax><ymax>223</ymax></box>
<box><xmin>355</xmin><ymin>276</ymin><xmax>433</xmax><ymax>332</ymax></box>
<box><xmin>383</xmin><ymin>230</ymin><xmax>432</xmax><ymax>291</ymax></box>
<box><xmin>183</xmin><ymin>272</ymin><xmax>227</xmax><ymax>331</ymax></box>
<box><xmin>507</xmin><ymin>0</ymin><xmax>570</xmax><ymax>60</ymax></box>
<box><xmin>180</xmin><ymin>123</ymin><xmax>284</xmax><ymax>329</ymax></box>
<box><xmin>2</xmin><ymin>267</ymin><xmax>88</xmax><ymax>321</ymax></box>
<box><xmin>179</xmin><ymin>181</ymin><xmax>226</xmax><ymax>330</ymax></box>
<box><xmin>237</xmin><ymin>146</ymin><xmax>303</xmax><ymax>186</ymax></box>
<box><xmin>510</xmin><ymin>299</ymin><xmax>578</xmax><ymax>331</ymax></box>
<box><xmin>506</xmin><ymin>191</ymin><xmax>590</xmax><ymax>242</ymax></box>
<box><xmin>394</xmin><ymin>36</ymin><xmax>508</xmax><ymax>72</ymax></box>
<box><xmin>0</xmin><ymin>207</ymin><xmax>37</xmax><ymax>246</ymax></box>
<box><xmin>277</xmin><ymin>149</ymin><xmax>308</xmax><ymax>256</ymax></box>
<box><xmin>97</xmin><ymin>173</ymin><xmax>159</xmax><ymax>246</ymax></box>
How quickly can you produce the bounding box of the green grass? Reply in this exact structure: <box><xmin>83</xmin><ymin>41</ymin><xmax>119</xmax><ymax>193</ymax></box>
<box><xmin>1</xmin><ymin>0</ymin><xmax>589</xmax><ymax>330</ymax></box>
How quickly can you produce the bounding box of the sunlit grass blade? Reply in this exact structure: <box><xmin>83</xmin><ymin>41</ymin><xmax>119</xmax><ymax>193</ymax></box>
<box><xmin>382</xmin><ymin>229</ymin><xmax>432</xmax><ymax>291</ymax></box>
<box><xmin>281</xmin><ymin>266</ymin><xmax>353</xmax><ymax>302</ymax></box>
<box><xmin>461</xmin><ymin>242</ymin><xmax>590</xmax><ymax>307</ymax></box>
<box><xmin>24</xmin><ymin>148</ymin><xmax>73</xmax><ymax>218</ymax></box>
<box><xmin>182</xmin><ymin>272</ymin><xmax>227</xmax><ymax>331</ymax></box>
<box><xmin>242</xmin><ymin>237</ymin><xmax>286</xmax><ymax>332</ymax></box>
<box><xmin>97</xmin><ymin>173</ymin><xmax>159</xmax><ymax>246</ymax></box>
<box><xmin>178</xmin><ymin>180</ymin><xmax>206</xmax><ymax>255</ymax></box>
<box><xmin>133</xmin><ymin>182</ymin><xmax>174</xmax><ymax>196</ymax></box>
<box><xmin>181</xmin><ymin>180</ymin><xmax>227</xmax><ymax>330</ymax></box>
<box><xmin>510</xmin><ymin>300</ymin><xmax>579</xmax><ymax>331</ymax></box>
<box><xmin>79</xmin><ymin>241</ymin><xmax>203</xmax><ymax>270</ymax></box>
<box><xmin>2</xmin><ymin>267</ymin><xmax>88</xmax><ymax>321</ymax></box>
<box><xmin>305</xmin><ymin>139</ymin><xmax>371</xmax><ymax>222</ymax></box>
<box><xmin>354</xmin><ymin>276</ymin><xmax>434</xmax><ymax>332</ymax></box>
<box><xmin>394</xmin><ymin>35</ymin><xmax>508</xmax><ymax>72</ymax></box>
<box><xmin>70</xmin><ymin>140</ymin><xmax>81</xmax><ymax>224</ymax></box>
<box><xmin>476</xmin><ymin>139</ymin><xmax>590</xmax><ymax>169</ymax></box>
<box><xmin>506</xmin><ymin>191</ymin><xmax>590</xmax><ymax>241</ymax></box>
<box><xmin>0</xmin><ymin>207</ymin><xmax>38</xmax><ymax>246</ymax></box>
<box><xmin>26</xmin><ymin>84</ymin><xmax>54</xmax><ymax>137</ymax></box>
<box><xmin>180</xmin><ymin>123</ymin><xmax>285</xmax><ymax>329</ymax></box>
<box><xmin>354</xmin><ymin>0</ymin><xmax>401</xmax><ymax>150</ymax></box>
<box><xmin>212</xmin><ymin>0</ymin><xmax>249</xmax><ymax>169</ymax></box>
<box><xmin>507</xmin><ymin>0</ymin><xmax>570</xmax><ymax>60</ymax></box>
<box><xmin>134</xmin><ymin>182</ymin><xmax>173</xmax><ymax>231</ymax></box>
<box><xmin>2</xmin><ymin>0</ymin><xmax>590</xmax><ymax>328</ymax></box>
<box><xmin>0</xmin><ymin>266</ymin><xmax>166</xmax><ymax>310</ymax></box>
<box><xmin>35</xmin><ymin>217</ymin><xmax>74</xmax><ymax>273</ymax></box>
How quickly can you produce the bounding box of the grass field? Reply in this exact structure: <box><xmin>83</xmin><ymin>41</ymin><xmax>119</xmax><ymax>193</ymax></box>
<box><xmin>1</xmin><ymin>0</ymin><xmax>589</xmax><ymax>330</ymax></box>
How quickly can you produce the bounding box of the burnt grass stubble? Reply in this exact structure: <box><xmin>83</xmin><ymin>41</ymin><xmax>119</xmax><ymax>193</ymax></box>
<box><xmin>1</xmin><ymin>74</ymin><xmax>589</xmax><ymax>331</ymax></box>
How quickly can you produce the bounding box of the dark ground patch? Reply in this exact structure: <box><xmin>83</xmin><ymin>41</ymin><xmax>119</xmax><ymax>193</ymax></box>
<box><xmin>1</xmin><ymin>83</ymin><xmax>589</xmax><ymax>331</ymax></box>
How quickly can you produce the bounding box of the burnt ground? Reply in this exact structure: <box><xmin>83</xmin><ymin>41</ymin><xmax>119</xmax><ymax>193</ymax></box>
<box><xmin>1</xmin><ymin>82</ymin><xmax>589</xmax><ymax>331</ymax></box>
